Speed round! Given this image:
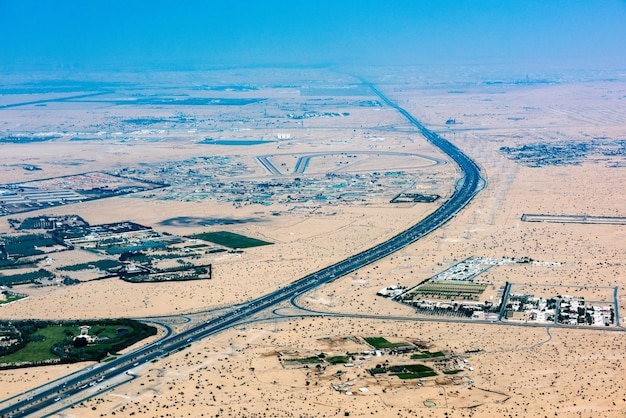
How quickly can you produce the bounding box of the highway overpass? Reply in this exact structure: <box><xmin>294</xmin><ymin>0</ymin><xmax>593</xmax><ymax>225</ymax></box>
<box><xmin>0</xmin><ymin>80</ymin><xmax>484</xmax><ymax>417</ymax></box>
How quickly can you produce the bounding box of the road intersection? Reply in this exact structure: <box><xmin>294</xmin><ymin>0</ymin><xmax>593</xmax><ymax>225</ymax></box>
<box><xmin>0</xmin><ymin>81</ymin><xmax>484</xmax><ymax>417</ymax></box>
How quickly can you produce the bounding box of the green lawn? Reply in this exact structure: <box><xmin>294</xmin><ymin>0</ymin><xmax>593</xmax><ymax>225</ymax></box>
<box><xmin>88</xmin><ymin>325</ymin><xmax>132</xmax><ymax>340</ymax></box>
<box><xmin>189</xmin><ymin>231</ymin><xmax>272</xmax><ymax>249</ymax></box>
<box><xmin>363</xmin><ymin>337</ymin><xmax>407</xmax><ymax>350</ymax></box>
<box><xmin>326</xmin><ymin>355</ymin><xmax>350</xmax><ymax>365</ymax></box>
<box><xmin>395</xmin><ymin>371</ymin><xmax>438</xmax><ymax>379</ymax></box>
<box><xmin>411</xmin><ymin>351</ymin><xmax>445</xmax><ymax>359</ymax></box>
<box><xmin>0</xmin><ymin>327</ymin><xmax>65</xmax><ymax>363</ymax></box>
<box><xmin>367</xmin><ymin>364</ymin><xmax>437</xmax><ymax>379</ymax></box>
<box><xmin>0</xmin><ymin>320</ymin><xmax>155</xmax><ymax>366</ymax></box>
<box><xmin>284</xmin><ymin>356</ymin><xmax>324</xmax><ymax>364</ymax></box>
<box><xmin>0</xmin><ymin>293</ymin><xmax>27</xmax><ymax>305</ymax></box>
<box><xmin>403</xmin><ymin>364</ymin><xmax>436</xmax><ymax>373</ymax></box>
<box><xmin>370</xmin><ymin>363</ymin><xmax>438</xmax><ymax>380</ymax></box>
<box><xmin>393</xmin><ymin>364</ymin><xmax>438</xmax><ymax>379</ymax></box>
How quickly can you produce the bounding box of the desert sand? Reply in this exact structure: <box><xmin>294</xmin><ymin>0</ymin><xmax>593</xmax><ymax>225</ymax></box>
<box><xmin>1</xmin><ymin>68</ymin><xmax>625</xmax><ymax>417</ymax></box>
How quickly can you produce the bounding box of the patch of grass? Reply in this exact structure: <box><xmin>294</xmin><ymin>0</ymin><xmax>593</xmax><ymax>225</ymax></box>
<box><xmin>363</xmin><ymin>337</ymin><xmax>406</xmax><ymax>350</ymax></box>
<box><xmin>89</xmin><ymin>325</ymin><xmax>131</xmax><ymax>340</ymax></box>
<box><xmin>371</xmin><ymin>363</ymin><xmax>438</xmax><ymax>379</ymax></box>
<box><xmin>0</xmin><ymin>326</ymin><xmax>65</xmax><ymax>363</ymax></box>
<box><xmin>444</xmin><ymin>369</ymin><xmax>463</xmax><ymax>375</ymax></box>
<box><xmin>326</xmin><ymin>355</ymin><xmax>350</xmax><ymax>365</ymax></box>
<box><xmin>393</xmin><ymin>364</ymin><xmax>438</xmax><ymax>379</ymax></box>
<box><xmin>189</xmin><ymin>231</ymin><xmax>272</xmax><ymax>249</ymax></box>
<box><xmin>411</xmin><ymin>351</ymin><xmax>445</xmax><ymax>359</ymax></box>
<box><xmin>284</xmin><ymin>356</ymin><xmax>324</xmax><ymax>364</ymax></box>
<box><xmin>395</xmin><ymin>372</ymin><xmax>424</xmax><ymax>379</ymax></box>
<box><xmin>403</xmin><ymin>364</ymin><xmax>435</xmax><ymax>373</ymax></box>
<box><xmin>0</xmin><ymin>320</ymin><xmax>156</xmax><ymax>367</ymax></box>
<box><xmin>368</xmin><ymin>367</ymin><xmax>387</xmax><ymax>375</ymax></box>
<box><xmin>0</xmin><ymin>293</ymin><xmax>27</xmax><ymax>305</ymax></box>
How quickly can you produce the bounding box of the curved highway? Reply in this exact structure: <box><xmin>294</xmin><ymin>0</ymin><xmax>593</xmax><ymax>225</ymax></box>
<box><xmin>0</xmin><ymin>81</ymin><xmax>484</xmax><ymax>417</ymax></box>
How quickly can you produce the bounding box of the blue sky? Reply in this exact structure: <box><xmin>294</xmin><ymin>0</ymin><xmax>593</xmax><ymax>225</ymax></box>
<box><xmin>1</xmin><ymin>0</ymin><xmax>625</xmax><ymax>72</ymax></box>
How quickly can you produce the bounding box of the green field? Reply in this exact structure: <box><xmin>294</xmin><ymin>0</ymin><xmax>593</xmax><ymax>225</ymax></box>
<box><xmin>0</xmin><ymin>320</ymin><xmax>156</xmax><ymax>367</ymax></box>
<box><xmin>326</xmin><ymin>355</ymin><xmax>351</xmax><ymax>365</ymax></box>
<box><xmin>395</xmin><ymin>370</ymin><xmax>438</xmax><ymax>379</ymax></box>
<box><xmin>283</xmin><ymin>356</ymin><xmax>324</xmax><ymax>364</ymax></box>
<box><xmin>392</xmin><ymin>364</ymin><xmax>437</xmax><ymax>379</ymax></box>
<box><xmin>411</xmin><ymin>351</ymin><xmax>446</xmax><ymax>359</ymax></box>
<box><xmin>282</xmin><ymin>353</ymin><xmax>354</xmax><ymax>366</ymax></box>
<box><xmin>190</xmin><ymin>231</ymin><xmax>272</xmax><ymax>249</ymax></box>
<box><xmin>368</xmin><ymin>363</ymin><xmax>437</xmax><ymax>379</ymax></box>
<box><xmin>0</xmin><ymin>292</ymin><xmax>26</xmax><ymax>305</ymax></box>
<box><xmin>363</xmin><ymin>337</ymin><xmax>407</xmax><ymax>350</ymax></box>
<box><xmin>0</xmin><ymin>326</ymin><xmax>64</xmax><ymax>363</ymax></box>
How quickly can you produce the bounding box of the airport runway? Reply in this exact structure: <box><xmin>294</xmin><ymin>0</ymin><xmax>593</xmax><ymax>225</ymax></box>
<box><xmin>0</xmin><ymin>81</ymin><xmax>485</xmax><ymax>417</ymax></box>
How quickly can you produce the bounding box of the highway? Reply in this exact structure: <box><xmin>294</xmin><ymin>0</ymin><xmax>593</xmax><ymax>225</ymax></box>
<box><xmin>0</xmin><ymin>92</ymin><xmax>109</xmax><ymax>110</ymax></box>
<box><xmin>255</xmin><ymin>155</ymin><xmax>282</xmax><ymax>176</ymax></box>
<box><xmin>0</xmin><ymin>81</ymin><xmax>484</xmax><ymax>417</ymax></box>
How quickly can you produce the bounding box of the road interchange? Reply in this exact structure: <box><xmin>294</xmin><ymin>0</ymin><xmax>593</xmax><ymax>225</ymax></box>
<box><xmin>0</xmin><ymin>81</ymin><xmax>484</xmax><ymax>417</ymax></box>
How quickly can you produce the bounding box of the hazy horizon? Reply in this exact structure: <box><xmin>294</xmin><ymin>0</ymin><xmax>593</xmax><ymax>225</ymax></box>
<box><xmin>1</xmin><ymin>0</ymin><xmax>626</xmax><ymax>74</ymax></box>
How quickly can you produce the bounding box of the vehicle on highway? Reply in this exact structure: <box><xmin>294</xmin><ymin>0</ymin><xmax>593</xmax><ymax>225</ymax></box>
<box><xmin>0</xmin><ymin>80</ymin><xmax>483</xmax><ymax>418</ymax></box>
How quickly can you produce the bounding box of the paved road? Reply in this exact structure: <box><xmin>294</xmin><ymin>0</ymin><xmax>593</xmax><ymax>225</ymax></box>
<box><xmin>0</xmin><ymin>81</ymin><xmax>484</xmax><ymax>417</ymax></box>
<box><xmin>291</xmin><ymin>151</ymin><xmax>441</xmax><ymax>174</ymax></box>
<box><xmin>255</xmin><ymin>155</ymin><xmax>282</xmax><ymax>175</ymax></box>
<box><xmin>0</xmin><ymin>92</ymin><xmax>109</xmax><ymax>109</ymax></box>
<box><xmin>257</xmin><ymin>150</ymin><xmax>441</xmax><ymax>176</ymax></box>
<box><xmin>273</xmin><ymin>306</ymin><xmax>626</xmax><ymax>333</ymax></box>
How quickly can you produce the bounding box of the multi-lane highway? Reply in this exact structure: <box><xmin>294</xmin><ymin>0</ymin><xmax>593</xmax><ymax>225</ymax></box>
<box><xmin>0</xmin><ymin>81</ymin><xmax>484</xmax><ymax>417</ymax></box>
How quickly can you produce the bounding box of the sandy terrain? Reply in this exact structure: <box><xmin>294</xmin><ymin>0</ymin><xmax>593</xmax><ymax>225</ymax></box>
<box><xmin>59</xmin><ymin>319</ymin><xmax>626</xmax><ymax>417</ymax></box>
<box><xmin>1</xmin><ymin>68</ymin><xmax>625</xmax><ymax>417</ymax></box>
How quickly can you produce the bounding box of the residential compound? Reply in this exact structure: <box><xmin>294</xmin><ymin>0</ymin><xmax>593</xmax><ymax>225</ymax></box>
<box><xmin>506</xmin><ymin>293</ymin><xmax>615</xmax><ymax>326</ymax></box>
<box><xmin>380</xmin><ymin>256</ymin><xmax>618</xmax><ymax>328</ymax></box>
